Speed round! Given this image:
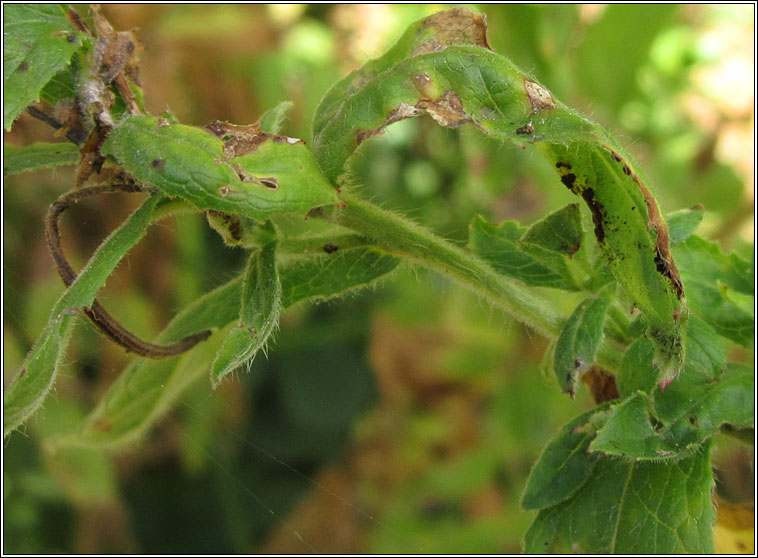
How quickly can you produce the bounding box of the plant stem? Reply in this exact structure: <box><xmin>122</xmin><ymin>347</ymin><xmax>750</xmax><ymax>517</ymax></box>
<box><xmin>324</xmin><ymin>192</ymin><xmax>563</xmax><ymax>336</ymax></box>
<box><xmin>323</xmin><ymin>192</ymin><xmax>623</xmax><ymax>370</ymax></box>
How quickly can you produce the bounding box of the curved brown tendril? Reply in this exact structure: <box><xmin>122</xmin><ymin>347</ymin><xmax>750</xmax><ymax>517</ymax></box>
<box><xmin>45</xmin><ymin>182</ymin><xmax>212</xmax><ymax>358</ymax></box>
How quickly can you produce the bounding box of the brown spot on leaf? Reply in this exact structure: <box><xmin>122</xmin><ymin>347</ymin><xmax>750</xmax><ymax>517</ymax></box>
<box><xmin>560</xmin><ymin>173</ymin><xmax>576</xmax><ymax>190</ymax></box>
<box><xmin>17</xmin><ymin>61</ymin><xmax>28</xmax><ymax>71</ymax></box>
<box><xmin>556</xmin><ymin>162</ymin><xmax>572</xmax><ymax>170</ymax></box>
<box><xmin>414</xmin><ymin>8</ymin><xmax>491</xmax><ymax>56</ymax></box>
<box><xmin>150</xmin><ymin>158</ymin><xmax>164</xmax><ymax>170</ymax></box>
<box><xmin>323</xmin><ymin>243</ymin><xmax>339</xmax><ymax>254</ymax></box>
<box><xmin>516</xmin><ymin>123</ymin><xmax>534</xmax><ymax>135</ymax></box>
<box><xmin>581</xmin><ymin>188</ymin><xmax>605</xmax><ymax>242</ymax></box>
<box><xmin>524</xmin><ymin>79</ymin><xmax>555</xmax><ymax>112</ymax></box>
<box><xmin>417</xmin><ymin>90</ymin><xmax>468</xmax><ymax>128</ymax></box>
<box><xmin>207</xmin><ymin>120</ymin><xmax>302</xmax><ymax>157</ymax></box>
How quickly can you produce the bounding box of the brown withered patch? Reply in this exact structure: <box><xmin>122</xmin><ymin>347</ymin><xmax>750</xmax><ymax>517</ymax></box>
<box><xmin>524</xmin><ymin>79</ymin><xmax>555</xmax><ymax>112</ymax></box>
<box><xmin>206</xmin><ymin>120</ymin><xmax>303</xmax><ymax>158</ymax></box>
<box><xmin>414</xmin><ymin>7</ymin><xmax>491</xmax><ymax>56</ymax></box>
<box><xmin>355</xmin><ymin>91</ymin><xmax>469</xmax><ymax>147</ymax></box>
<box><xmin>602</xmin><ymin>146</ymin><xmax>684</xmax><ymax>299</ymax></box>
<box><xmin>417</xmin><ymin>90</ymin><xmax>468</xmax><ymax>128</ymax></box>
<box><xmin>91</xmin><ymin>5</ymin><xmax>142</xmax><ymax>115</ymax></box>
<box><xmin>581</xmin><ymin>365</ymin><xmax>619</xmax><ymax>404</ymax></box>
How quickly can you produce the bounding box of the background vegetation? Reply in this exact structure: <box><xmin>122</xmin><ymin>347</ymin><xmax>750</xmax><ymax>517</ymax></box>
<box><xmin>3</xmin><ymin>4</ymin><xmax>753</xmax><ymax>553</ymax></box>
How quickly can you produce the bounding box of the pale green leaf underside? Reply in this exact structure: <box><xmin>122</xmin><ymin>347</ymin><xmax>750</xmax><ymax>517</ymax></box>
<box><xmin>4</xmin><ymin>141</ymin><xmax>79</xmax><ymax>176</ymax></box>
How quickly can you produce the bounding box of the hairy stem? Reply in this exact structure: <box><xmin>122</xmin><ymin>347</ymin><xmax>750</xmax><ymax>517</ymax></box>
<box><xmin>322</xmin><ymin>192</ymin><xmax>623</xmax><ymax>370</ymax></box>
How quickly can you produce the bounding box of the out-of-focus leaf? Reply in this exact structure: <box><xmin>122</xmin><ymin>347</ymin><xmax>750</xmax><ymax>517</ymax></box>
<box><xmin>3</xmin><ymin>195</ymin><xmax>162</xmax><ymax>437</ymax></box>
<box><xmin>257</xmin><ymin>100</ymin><xmax>294</xmax><ymax>134</ymax></box>
<box><xmin>553</xmin><ymin>285</ymin><xmax>613</xmax><ymax>396</ymax></box>
<box><xmin>524</xmin><ymin>441</ymin><xmax>715</xmax><ymax>554</ymax></box>
<box><xmin>521</xmin><ymin>406</ymin><xmax>606</xmax><ymax>510</ymax></box>
<box><xmin>666</xmin><ymin>206</ymin><xmax>704</xmax><ymax>245</ymax></box>
<box><xmin>3</xmin><ymin>4</ymin><xmax>87</xmax><ymax>129</ymax></box>
<box><xmin>3</xmin><ymin>142</ymin><xmax>79</xmax><ymax>176</ymax></box>
<box><xmin>101</xmin><ymin>115</ymin><xmax>338</xmax><ymax>220</ymax></box>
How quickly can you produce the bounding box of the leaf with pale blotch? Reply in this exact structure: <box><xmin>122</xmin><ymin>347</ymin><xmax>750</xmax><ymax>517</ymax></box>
<box><xmin>522</xmin><ymin>406</ymin><xmax>607</xmax><ymax>510</ymax></box>
<box><xmin>312</xmin><ymin>7</ymin><xmax>687</xmax><ymax>385</ymax></box>
<box><xmin>211</xmin><ymin>242</ymin><xmax>281</xmax><ymax>388</ymax></box>
<box><xmin>524</xmin><ymin>441</ymin><xmax>715</xmax><ymax>554</ymax></box>
<box><xmin>3</xmin><ymin>4</ymin><xmax>88</xmax><ymax>129</ymax></box>
<box><xmin>553</xmin><ymin>284</ymin><xmax>614</xmax><ymax>396</ymax></box>
<box><xmin>4</xmin><ymin>142</ymin><xmax>79</xmax><ymax>176</ymax></box>
<box><xmin>4</xmin><ymin>195</ymin><xmax>162</xmax><ymax>437</ymax></box>
<box><xmin>101</xmin><ymin>115</ymin><xmax>338</xmax><ymax>221</ymax></box>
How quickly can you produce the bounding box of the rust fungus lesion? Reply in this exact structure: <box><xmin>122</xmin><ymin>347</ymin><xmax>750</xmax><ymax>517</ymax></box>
<box><xmin>524</xmin><ymin>79</ymin><xmax>555</xmax><ymax>113</ymax></box>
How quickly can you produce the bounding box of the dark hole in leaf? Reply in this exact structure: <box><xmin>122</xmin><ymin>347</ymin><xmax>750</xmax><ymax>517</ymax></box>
<box><xmin>323</xmin><ymin>243</ymin><xmax>339</xmax><ymax>254</ymax></box>
<box><xmin>258</xmin><ymin>178</ymin><xmax>278</xmax><ymax>190</ymax></box>
<box><xmin>18</xmin><ymin>61</ymin><xmax>28</xmax><ymax>71</ymax></box>
<box><xmin>150</xmin><ymin>158</ymin><xmax>164</xmax><ymax>170</ymax></box>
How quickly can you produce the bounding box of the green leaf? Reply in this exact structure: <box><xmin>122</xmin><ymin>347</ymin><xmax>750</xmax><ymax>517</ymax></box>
<box><xmin>521</xmin><ymin>406</ymin><xmax>606</xmax><ymax>510</ymax></box>
<box><xmin>666</xmin><ymin>206</ymin><xmax>704</xmax><ymax>246</ymax></box>
<box><xmin>524</xmin><ymin>441</ymin><xmax>715</xmax><ymax>554</ymax></box>
<box><xmin>589</xmin><ymin>393</ymin><xmax>700</xmax><ymax>460</ymax></box>
<box><xmin>652</xmin><ymin>363</ymin><xmax>754</xmax><ymax>433</ymax></box>
<box><xmin>101</xmin><ymin>115</ymin><xmax>339</xmax><ymax>220</ymax></box>
<box><xmin>520</xmin><ymin>203</ymin><xmax>585</xmax><ymax>258</ymax></box>
<box><xmin>4</xmin><ymin>195</ymin><xmax>162</xmax><ymax>437</ymax></box>
<box><xmin>673</xmin><ymin>235</ymin><xmax>753</xmax><ymax>346</ymax></box>
<box><xmin>468</xmin><ymin>215</ymin><xmax>577</xmax><ymax>290</ymax></box>
<box><xmin>3</xmin><ymin>142</ymin><xmax>79</xmax><ymax>176</ymax></box>
<box><xmin>3</xmin><ymin>4</ymin><xmax>87</xmax><ymax>130</ymax></box>
<box><xmin>615</xmin><ymin>337</ymin><xmax>658</xmax><ymax>397</ymax></box>
<box><xmin>257</xmin><ymin>100</ymin><xmax>294</xmax><ymax>134</ymax></box>
<box><xmin>684</xmin><ymin>315</ymin><xmax>726</xmax><ymax>379</ymax></box>
<box><xmin>312</xmin><ymin>7</ymin><xmax>687</xmax><ymax>384</ymax></box>
<box><xmin>51</xmin><ymin>245</ymin><xmax>400</xmax><ymax>448</ymax></box>
<box><xmin>280</xmin><ymin>245</ymin><xmax>400</xmax><ymax>304</ymax></box>
<box><xmin>211</xmin><ymin>242</ymin><xmax>282</xmax><ymax>387</ymax></box>
<box><xmin>553</xmin><ymin>285</ymin><xmax>614</xmax><ymax>396</ymax></box>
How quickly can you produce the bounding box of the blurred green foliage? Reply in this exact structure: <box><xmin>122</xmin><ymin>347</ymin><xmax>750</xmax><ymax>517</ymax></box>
<box><xmin>3</xmin><ymin>4</ymin><xmax>753</xmax><ymax>553</ymax></box>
